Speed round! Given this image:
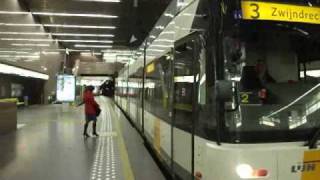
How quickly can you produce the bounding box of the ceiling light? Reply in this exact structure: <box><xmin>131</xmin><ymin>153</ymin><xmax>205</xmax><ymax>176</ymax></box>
<box><xmin>75</xmin><ymin>44</ymin><xmax>112</xmax><ymax>48</ymax></box>
<box><xmin>155</xmin><ymin>39</ymin><xmax>174</xmax><ymax>43</ymax></box>
<box><xmin>42</xmin><ymin>51</ymin><xmax>60</xmax><ymax>55</ymax></box>
<box><xmin>32</xmin><ymin>12</ymin><xmax>118</xmax><ymax>18</ymax></box>
<box><xmin>161</xmin><ymin>31</ymin><xmax>175</xmax><ymax>35</ymax></box>
<box><xmin>155</xmin><ymin>25</ymin><xmax>165</xmax><ymax>30</ymax></box>
<box><xmin>2</xmin><ymin>38</ymin><xmax>55</xmax><ymax>42</ymax></box>
<box><xmin>164</xmin><ymin>13</ymin><xmax>174</xmax><ymax>18</ymax></box>
<box><xmin>1</xmin><ymin>38</ymin><xmax>113</xmax><ymax>43</ymax></box>
<box><xmin>76</xmin><ymin>0</ymin><xmax>121</xmax><ymax>2</ymax></box>
<box><xmin>52</xmin><ymin>33</ymin><xmax>114</xmax><ymax>37</ymax></box>
<box><xmin>44</xmin><ymin>24</ymin><xmax>116</xmax><ymax>29</ymax></box>
<box><xmin>0</xmin><ymin>23</ymin><xmax>115</xmax><ymax>29</ymax></box>
<box><xmin>0</xmin><ymin>23</ymin><xmax>42</xmax><ymax>27</ymax></box>
<box><xmin>59</xmin><ymin>39</ymin><xmax>113</xmax><ymax>43</ymax></box>
<box><xmin>0</xmin><ymin>63</ymin><xmax>49</xmax><ymax>80</ymax></box>
<box><xmin>0</xmin><ymin>32</ymin><xmax>49</xmax><ymax>36</ymax></box>
<box><xmin>0</xmin><ymin>11</ymin><xmax>30</xmax><ymax>15</ymax></box>
<box><xmin>0</xmin><ymin>50</ymin><xmax>30</xmax><ymax>54</ymax></box>
<box><xmin>11</xmin><ymin>43</ymin><xmax>50</xmax><ymax>47</ymax></box>
<box><xmin>148</xmin><ymin>49</ymin><xmax>164</xmax><ymax>52</ymax></box>
<box><xmin>0</xmin><ymin>10</ymin><xmax>117</xmax><ymax>18</ymax></box>
<box><xmin>150</xmin><ymin>44</ymin><xmax>172</xmax><ymax>48</ymax></box>
<box><xmin>0</xmin><ymin>55</ymin><xmax>40</xmax><ymax>58</ymax></box>
<box><xmin>81</xmin><ymin>52</ymin><xmax>102</xmax><ymax>56</ymax></box>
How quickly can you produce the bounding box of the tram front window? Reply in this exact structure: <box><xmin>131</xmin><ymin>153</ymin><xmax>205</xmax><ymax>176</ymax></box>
<box><xmin>223</xmin><ymin>20</ymin><xmax>320</xmax><ymax>143</ymax></box>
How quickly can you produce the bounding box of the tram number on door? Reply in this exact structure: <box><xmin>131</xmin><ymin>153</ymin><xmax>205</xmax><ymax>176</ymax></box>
<box><xmin>240</xmin><ymin>92</ymin><xmax>250</xmax><ymax>104</ymax></box>
<box><xmin>239</xmin><ymin>92</ymin><xmax>260</xmax><ymax>104</ymax></box>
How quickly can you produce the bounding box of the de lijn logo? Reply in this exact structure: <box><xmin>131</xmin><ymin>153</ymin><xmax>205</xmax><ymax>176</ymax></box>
<box><xmin>291</xmin><ymin>162</ymin><xmax>318</xmax><ymax>173</ymax></box>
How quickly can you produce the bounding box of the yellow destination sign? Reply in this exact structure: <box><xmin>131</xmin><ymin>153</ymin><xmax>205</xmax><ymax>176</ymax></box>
<box><xmin>241</xmin><ymin>1</ymin><xmax>320</xmax><ymax>24</ymax></box>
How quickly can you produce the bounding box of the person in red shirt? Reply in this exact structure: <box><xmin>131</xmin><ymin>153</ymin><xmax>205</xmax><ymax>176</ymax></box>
<box><xmin>83</xmin><ymin>86</ymin><xmax>100</xmax><ymax>138</ymax></box>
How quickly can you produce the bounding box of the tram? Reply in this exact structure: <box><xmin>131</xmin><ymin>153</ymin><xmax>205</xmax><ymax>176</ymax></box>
<box><xmin>115</xmin><ymin>0</ymin><xmax>320</xmax><ymax>179</ymax></box>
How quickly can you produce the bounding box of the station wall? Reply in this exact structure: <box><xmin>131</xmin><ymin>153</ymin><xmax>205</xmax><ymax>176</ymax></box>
<box><xmin>0</xmin><ymin>74</ymin><xmax>44</xmax><ymax>105</ymax></box>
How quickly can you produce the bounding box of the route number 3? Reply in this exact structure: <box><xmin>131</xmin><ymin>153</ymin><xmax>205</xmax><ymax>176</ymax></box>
<box><xmin>250</xmin><ymin>3</ymin><xmax>260</xmax><ymax>19</ymax></box>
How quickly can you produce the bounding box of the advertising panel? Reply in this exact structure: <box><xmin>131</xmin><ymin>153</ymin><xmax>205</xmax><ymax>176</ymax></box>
<box><xmin>56</xmin><ymin>75</ymin><xmax>76</xmax><ymax>102</ymax></box>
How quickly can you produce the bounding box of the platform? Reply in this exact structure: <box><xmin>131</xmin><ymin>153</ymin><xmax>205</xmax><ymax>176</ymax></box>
<box><xmin>0</xmin><ymin>97</ymin><xmax>165</xmax><ymax>180</ymax></box>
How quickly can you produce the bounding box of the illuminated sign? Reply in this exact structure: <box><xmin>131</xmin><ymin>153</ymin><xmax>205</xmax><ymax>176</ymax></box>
<box><xmin>56</xmin><ymin>75</ymin><xmax>76</xmax><ymax>102</ymax></box>
<box><xmin>241</xmin><ymin>1</ymin><xmax>320</xmax><ymax>25</ymax></box>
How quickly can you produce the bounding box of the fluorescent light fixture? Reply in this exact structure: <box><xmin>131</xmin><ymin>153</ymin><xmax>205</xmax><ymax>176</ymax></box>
<box><xmin>0</xmin><ymin>55</ymin><xmax>40</xmax><ymax>58</ymax></box>
<box><xmin>0</xmin><ymin>32</ymin><xmax>49</xmax><ymax>36</ymax></box>
<box><xmin>2</xmin><ymin>38</ymin><xmax>55</xmax><ymax>42</ymax></box>
<box><xmin>52</xmin><ymin>33</ymin><xmax>114</xmax><ymax>37</ymax></box>
<box><xmin>32</xmin><ymin>12</ymin><xmax>118</xmax><ymax>18</ymax></box>
<box><xmin>155</xmin><ymin>39</ymin><xmax>174</xmax><ymax>43</ymax></box>
<box><xmin>75</xmin><ymin>44</ymin><xmax>112</xmax><ymax>48</ymax></box>
<box><xmin>67</xmin><ymin>49</ymin><xmax>91</xmax><ymax>52</ymax></box>
<box><xmin>81</xmin><ymin>52</ymin><xmax>102</xmax><ymax>56</ymax></box>
<box><xmin>11</xmin><ymin>43</ymin><xmax>50</xmax><ymax>47</ymax></box>
<box><xmin>60</xmin><ymin>39</ymin><xmax>113</xmax><ymax>43</ymax></box>
<box><xmin>149</xmin><ymin>35</ymin><xmax>156</xmax><ymax>39</ymax></box>
<box><xmin>161</xmin><ymin>31</ymin><xmax>175</xmax><ymax>35</ymax></box>
<box><xmin>0</xmin><ymin>32</ymin><xmax>114</xmax><ymax>37</ymax></box>
<box><xmin>0</xmin><ymin>50</ymin><xmax>30</xmax><ymax>54</ymax></box>
<box><xmin>147</xmin><ymin>49</ymin><xmax>164</xmax><ymax>52</ymax></box>
<box><xmin>0</xmin><ymin>63</ymin><xmax>49</xmax><ymax>80</ymax></box>
<box><xmin>1</xmin><ymin>38</ymin><xmax>113</xmax><ymax>43</ymax></box>
<box><xmin>164</xmin><ymin>13</ymin><xmax>174</xmax><ymax>18</ymax></box>
<box><xmin>0</xmin><ymin>23</ymin><xmax>42</xmax><ymax>27</ymax></box>
<box><xmin>42</xmin><ymin>51</ymin><xmax>60</xmax><ymax>55</ymax></box>
<box><xmin>0</xmin><ymin>23</ymin><xmax>115</xmax><ymax>29</ymax></box>
<box><xmin>76</xmin><ymin>0</ymin><xmax>121</xmax><ymax>2</ymax></box>
<box><xmin>0</xmin><ymin>11</ymin><xmax>30</xmax><ymax>15</ymax></box>
<box><xmin>0</xmin><ymin>10</ymin><xmax>117</xmax><ymax>18</ymax></box>
<box><xmin>155</xmin><ymin>25</ymin><xmax>165</xmax><ymax>30</ymax></box>
<box><xmin>150</xmin><ymin>44</ymin><xmax>172</xmax><ymax>48</ymax></box>
<box><xmin>44</xmin><ymin>24</ymin><xmax>116</xmax><ymax>29</ymax></box>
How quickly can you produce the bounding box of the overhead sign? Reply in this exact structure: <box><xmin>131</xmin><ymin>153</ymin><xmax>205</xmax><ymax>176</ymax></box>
<box><xmin>56</xmin><ymin>75</ymin><xmax>76</xmax><ymax>102</ymax></box>
<box><xmin>241</xmin><ymin>1</ymin><xmax>320</xmax><ymax>25</ymax></box>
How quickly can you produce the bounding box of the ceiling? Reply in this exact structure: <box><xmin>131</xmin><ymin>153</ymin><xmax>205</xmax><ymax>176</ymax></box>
<box><xmin>0</xmin><ymin>0</ymin><xmax>171</xmax><ymax>52</ymax></box>
<box><xmin>0</xmin><ymin>0</ymin><xmax>171</xmax><ymax>75</ymax></box>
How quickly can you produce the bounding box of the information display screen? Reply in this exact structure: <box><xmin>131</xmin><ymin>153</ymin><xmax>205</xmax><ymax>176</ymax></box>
<box><xmin>56</xmin><ymin>75</ymin><xmax>76</xmax><ymax>102</ymax></box>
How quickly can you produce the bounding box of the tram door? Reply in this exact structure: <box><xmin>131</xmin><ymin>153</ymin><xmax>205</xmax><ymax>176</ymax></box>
<box><xmin>172</xmin><ymin>35</ymin><xmax>198</xmax><ymax>180</ymax></box>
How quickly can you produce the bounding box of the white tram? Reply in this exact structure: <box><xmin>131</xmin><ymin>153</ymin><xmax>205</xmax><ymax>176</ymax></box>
<box><xmin>115</xmin><ymin>0</ymin><xmax>320</xmax><ymax>179</ymax></box>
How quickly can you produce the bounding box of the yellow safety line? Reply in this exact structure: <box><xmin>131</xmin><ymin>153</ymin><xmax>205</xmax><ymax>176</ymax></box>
<box><xmin>107</xmin><ymin>98</ymin><xmax>135</xmax><ymax>180</ymax></box>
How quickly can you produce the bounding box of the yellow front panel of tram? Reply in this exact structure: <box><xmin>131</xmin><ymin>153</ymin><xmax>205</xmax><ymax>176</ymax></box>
<box><xmin>301</xmin><ymin>150</ymin><xmax>320</xmax><ymax>180</ymax></box>
<box><xmin>241</xmin><ymin>1</ymin><xmax>320</xmax><ymax>25</ymax></box>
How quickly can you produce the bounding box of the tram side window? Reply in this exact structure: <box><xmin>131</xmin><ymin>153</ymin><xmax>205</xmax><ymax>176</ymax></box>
<box><xmin>144</xmin><ymin>54</ymin><xmax>172</xmax><ymax>122</ymax></box>
<box><xmin>196</xmin><ymin>42</ymin><xmax>217</xmax><ymax>140</ymax></box>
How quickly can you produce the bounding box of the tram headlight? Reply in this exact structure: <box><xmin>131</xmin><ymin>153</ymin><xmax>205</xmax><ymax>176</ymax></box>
<box><xmin>236</xmin><ymin>164</ymin><xmax>268</xmax><ymax>179</ymax></box>
<box><xmin>236</xmin><ymin>164</ymin><xmax>254</xmax><ymax>178</ymax></box>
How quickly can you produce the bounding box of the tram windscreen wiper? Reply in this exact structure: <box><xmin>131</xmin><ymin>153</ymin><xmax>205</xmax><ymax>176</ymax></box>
<box><xmin>306</xmin><ymin>128</ymin><xmax>320</xmax><ymax>149</ymax></box>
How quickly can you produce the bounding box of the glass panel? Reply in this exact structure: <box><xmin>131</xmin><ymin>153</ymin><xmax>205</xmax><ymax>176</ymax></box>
<box><xmin>144</xmin><ymin>52</ymin><xmax>173</xmax><ymax>170</ymax></box>
<box><xmin>223</xmin><ymin>1</ymin><xmax>320</xmax><ymax>142</ymax></box>
<box><xmin>128</xmin><ymin>66</ymin><xmax>144</xmax><ymax>131</ymax></box>
<box><xmin>173</xmin><ymin>40</ymin><xmax>196</xmax><ymax>180</ymax></box>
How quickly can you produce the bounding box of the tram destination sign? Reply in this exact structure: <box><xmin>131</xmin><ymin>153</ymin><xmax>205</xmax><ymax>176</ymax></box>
<box><xmin>241</xmin><ymin>1</ymin><xmax>320</xmax><ymax>25</ymax></box>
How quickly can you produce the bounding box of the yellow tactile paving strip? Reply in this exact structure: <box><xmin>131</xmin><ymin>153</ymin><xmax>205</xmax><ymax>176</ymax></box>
<box><xmin>104</xmin><ymin>98</ymin><xmax>135</xmax><ymax>180</ymax></box>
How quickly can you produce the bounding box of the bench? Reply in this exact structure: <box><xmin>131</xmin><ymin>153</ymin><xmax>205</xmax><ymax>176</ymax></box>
<box><xmin>0</xmin><ymin>98</ymin><xmax>25</xmax><ymax>106</ymax></box>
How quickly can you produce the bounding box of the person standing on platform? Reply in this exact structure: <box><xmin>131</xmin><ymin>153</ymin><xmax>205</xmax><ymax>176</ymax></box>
<box><xmin>83</xmin><ymin>86</ymin><xmax>100</xmax><ymax>138</ymax></box>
